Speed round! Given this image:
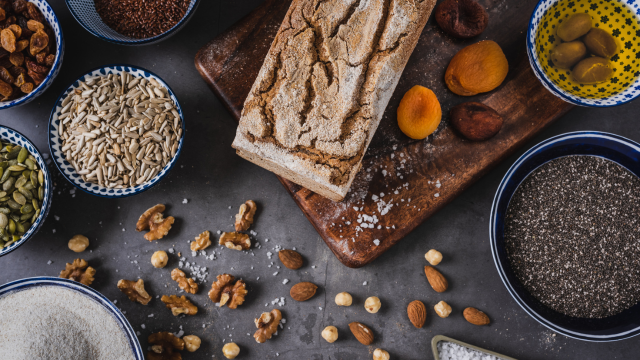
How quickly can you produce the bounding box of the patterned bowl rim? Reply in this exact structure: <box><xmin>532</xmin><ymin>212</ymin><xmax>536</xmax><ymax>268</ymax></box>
<box><xmin>0</xmin><ymin>125</ymin><xmax>53</xmax><ymax>257</ymax></box>
<box><xmin>526</xmin><ymin>0</ymin><xmax>640</xmax><ymax>107</ymax></box>
<box><xmin>0</xmin><ymin>276</ymin><xmax>144</xmax><ymax>359</ymax></box>
<box><xmin>0</xmin><ymin>0</ymin><xmax>65</xmax><ymax>110</ymax></box>
<box><xmin>48</xmin><ymin>64</ymin><xmax>185</xmax><ymax>198</ymax></box>
<box><xmin>64</xmin><ymin>0</ymin><xmax>201</xmax><ymax>45</ymax></box>
<box><xmin>490</xmin><ymin>131</ymin><xmax>640</xmax><ymax>341</ymax></box>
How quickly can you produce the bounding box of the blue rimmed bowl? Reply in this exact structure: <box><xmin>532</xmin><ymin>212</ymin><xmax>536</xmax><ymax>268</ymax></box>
<box><xmin>0</xmin><ymin>277</ymin><xmax>143</xmax><ymax>359</ymax></box>
<box><xmin>0</xmin><ymin>0</ymin><xmax>64</xmax><ymax>110</ymax></box>
<box><xmin>490</xmin><ymin>131</ymin><xmax>640</xmax><ymax>341</ymax></box>
<box><xmin>65</xmin><ymin>0</ymin><xmax>200</xmax><ymax>45</ymax></box>
<box><xmin>527</xmin><ymin>0</ymin><xmax>640</xmax><ymax>107</ymax></box>
<box><xmin>48</xmin><ymin>64</ymin><xmax>184</xmax><ymax>198</ymax></box>
<box><xmin>0</xmin><ymin>126</ymin><xmax>52</xmax><ymax>257</ymax></box>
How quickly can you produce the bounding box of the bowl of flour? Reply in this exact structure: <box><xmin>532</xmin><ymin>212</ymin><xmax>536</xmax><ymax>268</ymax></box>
<box><xmin>0</xmin><ymin>277</ymin><xmax>142</xmax><ymax>360</ymax></box>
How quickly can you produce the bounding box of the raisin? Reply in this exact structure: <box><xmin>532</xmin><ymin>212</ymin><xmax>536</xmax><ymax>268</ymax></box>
<box><xmin>14</xmin><ymin>38</ymin><xmax>27</xmax><ymax>52</ymax></box>
<box><xmin>26</xmin><ymin>2</ymin><xmax>42</xmax><ymax>22</ymax></box>
<box><xmin>25</xmin><ymin>58</ymin><xmax>46</xmax><ymax>73</ymax></box>
<box><xmin>29</xmin><ymin>28</ymin><xmax>46</xmax><ymax>55</ymax></box>
<box><xmin>8</xmin><ymin>65</ymin><xmax>25</xmax><ymax>77</ymax></box>
<box><xmin>12</xmin><ymin>0</ymin><xmax>26</xmax><ymax>14</ymax></box>
<box><xmin>8</xmin><ymin>50</ymin><xmax>21</xmax><ymax>66</ymax></box>
<box><xmin>26</xmin><ymin>19</ymin><xmax>42</xmax><ymax>32</ymax></box>
<box><xmin>34</xmin><ymin>50</ymin><xmax>43</xmax><ymax>64</ymax></box>
<box><xmin>19</xmin><ymin>81</ymin><xmax>31</xmax><ymax>93</ymax></box>
<box><xmin>27</xmin><ymin>68</ymin><xmax>43</xmax><ymax>85</ymax></box>
<box><xmin>44</xmin><ymin>53</ymin><xmax>53</xmax><ymax>67</ymax></box>
<box><xmin>0</xmin><ymin>65</ymin><xmax>13</xmax><ymax>83</ymax></box>
<box><xmin>0</xmin><ymin>78</ymin><xmax>12</xmax><ymax>97</ymax></box>
<box><xmin>0</xmin><ymin>7</ymin><xmax>5</xmax><ymax>22</ymax></box>
<box><xmin>1</xmin><ymin>27</ymin><xmax>15</xmax><ymax>52</ymax></box>
<box><xmin>8</xmin><ymin>23</ymin><xmax>20</xmax><ymax>38</ymax></box>
<box><xmin>13</xmin><ymin>71</ymin><xmax>23</xmax><ymax>87</ymax></box>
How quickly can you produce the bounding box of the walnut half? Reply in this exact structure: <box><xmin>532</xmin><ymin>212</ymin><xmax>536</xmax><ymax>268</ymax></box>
<box><xmin>161</xmin><ymin>295</ymin><xmax>198</xmax><ymax>316</ymax></box>
<box><xmin>190</xmin><ymin>230</ymin><xmax>211</xmax><ymax>251</ymax></box>
<box><xmin>171</xmin><ymin>268</ymin><xmax>198</xmax><ymax>294</ymax></box>
<box><xmin>219</xmin><ymin>232</ymin><xmax>251</xmax><ymax>251</ymax></box>
<box><xmin>235</xmin><ymin>200</ymin><xmax>257</xmax><ymax>231</ymax></box>
<box><xmin>117</xmin><ymin>279</ymin><xmax>152</xmax><ymax>305</ymax></box>
<box><xmin>208</xmin><ymin>274</ymin><xmax>248</xmax><ymax>309</ymax></box>
<box><xmin>148</xmin><ymin>332</ymin><xmax>184</xmax><ymax>360</ymax></box>
<box><xmin>59</xmin><ymin>259</ymin><xmax>96</xmax><ymax>286</ymax></box>
<box><xmin>254</xmin><ymin>309</ymin><xmax>282</xmax><ymax>343</ymax></box>
<box><xmin>136</xmin><ymin>204</ymin><xmax>175</xmax><ymax>241</ymax></box>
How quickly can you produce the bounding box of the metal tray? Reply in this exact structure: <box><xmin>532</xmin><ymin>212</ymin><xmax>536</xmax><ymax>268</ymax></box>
<box><xmin>431</xmin><ymin>335</ymin><xmax>517</xmax><ymax>360</ymax></box>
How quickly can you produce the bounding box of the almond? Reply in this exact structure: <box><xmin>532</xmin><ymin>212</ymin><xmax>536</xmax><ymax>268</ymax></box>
<box><xmin>463</xmin><ymin>307</ymin><xmax>490</xmax><ymax>326</ymax></box>
<box><xmin>407</xmin><ymin>300</ymin><xmax>427</xmax><ymax>328</ymax></box>
<box><xmin>289</xmin><ymin>282</ymin><xmax>317</xmax><ymax>301</ymax></box>
<box><xmin>349</xmin><ymin>322</ymin><xmax>374</xmax><ymax>345</ymax></box>
<box><xmin>424</xmin><ymin>266</ymin><xmax>448</xmax><ymax>292</ymax></box>
<box><xmin>278</xmin><ymin>249</ymin><xmax>303</xmax><ymax>270</ymax></box>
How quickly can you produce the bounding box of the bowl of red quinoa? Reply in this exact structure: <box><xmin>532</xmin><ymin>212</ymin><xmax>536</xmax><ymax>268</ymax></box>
<box><xmin>490</xmin><ymin>131</ymin><xmax>640</xmax><ymax>341</ymax></box>
<box><xmin>64</xmin><ymin>0</ymin><xmax>200</xmax><ymax>45</ymax></box>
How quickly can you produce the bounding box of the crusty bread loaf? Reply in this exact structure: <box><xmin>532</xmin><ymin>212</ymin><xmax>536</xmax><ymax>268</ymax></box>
<box><xmin>232</xmin><ymin>0</ymin><xmax>437</xmax><ymax>201</ymax></box>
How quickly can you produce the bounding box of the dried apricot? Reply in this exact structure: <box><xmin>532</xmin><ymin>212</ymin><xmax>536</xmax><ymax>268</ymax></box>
<box><xmin>397</xmin><ymin>85</ymin><xmax>442</xmax><ymax>140</ymax></box>
<box><xmin>445</xmin><ymin>40</ymin><xmax>508</xmax><ymax>96</ymax></box>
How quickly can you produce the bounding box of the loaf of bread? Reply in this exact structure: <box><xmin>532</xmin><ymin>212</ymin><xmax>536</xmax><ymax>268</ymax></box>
<box><xmin>232</xmin><ymin>0</ymin><xmax>437</xmax><ymax>201</ymax></box>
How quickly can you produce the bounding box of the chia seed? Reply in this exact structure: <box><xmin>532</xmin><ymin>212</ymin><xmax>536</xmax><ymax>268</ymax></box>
<box><xmin>505</xmin><ymin>156</ymin><xmax>640</xmax><ymax>318</ymax></box>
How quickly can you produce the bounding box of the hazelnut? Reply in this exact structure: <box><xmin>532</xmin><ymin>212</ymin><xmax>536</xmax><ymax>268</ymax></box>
<box><xmin>365</xmin><ymin>296</ymin><xmax>381</xmax><ymax>314</ymax></box>
<box><xmin>151</xmin><ymin>250</ymin><xmax>169</xmax><ymax>268</ymax></box>
<box><xmin>434</xmin><ymin>301</ymin><xmax>452</xmax><ymax>318</ymax></box>
<box><xmin>183</xmin><ymin>335</ymin><xmax>201</xmax><ymax>352</ymax></box>
<box><xmin>321</xmin><ymin>325</ymin><xmax>338</xmax><ymax>343</ymax></box>
<box><xmin>425</xmin><ymin>249</ymin><xmax>443</xmax><ymax>265</ymax></box>
<box><xmin>222</xmin><ymin>342</ymin><xmax>240</xmax><ymax>359</ymax></box>
<box><xmin>373</xmin><ymin>348</ymin><xmax>390</xmax><ymax>360</ymax></box>
<box><xmin>335</xmin><ymin>292</ymin><xmax>353</xmax><ymax>306</ymax></box>
<box><xmin>435</xmin><ymin>0</ymin><xmax>488</xmax><ymax>38</ymax></box>
<box><xmin>450</xmin><ymin>102</ymin><xmax>503</xmax><ymax>141</ymax></box>
<box><xmin>68</xmin><ymin>235</ymin><xmax>89</xmax><ymax>252</ymax></box>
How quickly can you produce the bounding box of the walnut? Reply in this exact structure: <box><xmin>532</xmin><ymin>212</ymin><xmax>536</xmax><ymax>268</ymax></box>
<box><xmin>136</xmin><ymin>204</ymin><xmax>175</xmax><ymax>241</ymax></box>
<box><xmin>117</xmin><ymin>279</ymin><xmax>152</xmax><ymax>305</ymax></box>
<box><xmin>161</xmin><ymin>295</ymin><xmax>198</xmax><ymax>316</ymax></box>
<box><xmin>254</xmin><ymin>309</ymin><xmax>282</xmax><ymax>343</ymax></box>
<box><xmin>171</xmin><ymin>268</ymin><xmax>198</xmax><ymax>294</ymax></box>
<box><xmin>234</xmin><ymin>200</ymin><xmax>257</xmax><ymax>231</ymax></box>
<box><xmin>148</xmin><ymin>332</ymin><xmax>184</xmax><ymax>360</ymax></box>
<box><xmin>59</xmin><ymin>259</ymin><xmax>96</xmax><ymax>286</ymax></box>
<box><xmin>208</xmin><ymin>274</ymin><xmax>248</xmax><ymax>309</ymax></box>
<box><xmin>219</xmin><ymin>232</ymin><xmax>251</xmax><ymax>251</ymax></box>
<box><xmin>190</xmin><ymin>231</ymin><xmax>211</xmax><ymax>251</ymax></box>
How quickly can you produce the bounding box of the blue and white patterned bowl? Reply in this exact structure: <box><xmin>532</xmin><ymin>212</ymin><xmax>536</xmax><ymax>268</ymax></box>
<box><xmin>65</xmin><ymin>0</ymin><xmax>200</xmax><ymax>45</ymax></box>
<box><xmin>0</xmin><ymin>126</ymin><xmax>53</xmax><ymax>257</ymax></box>
<box><xmin>0</xmin><ymin>0</ymin><xmax>64</xmax><ymax>110</ymax></box>
<box><xmin>491</xmin><ymin>131</ymin><xmax>640</xmax><ymax>341</ymax></box>
<box><xmin>0</xmin><ymin>277</ymin><xmax>143</xmax><ymax>359</ymax></box>
<box><xmin>527</xmin><ymin>0</ymin><xmax>640</xmax><ymax>107</ymax></box>
<box><xmin>48</xmin><ymin>65</ymin><xmax>184</xmax><ymax>198</ymax></box>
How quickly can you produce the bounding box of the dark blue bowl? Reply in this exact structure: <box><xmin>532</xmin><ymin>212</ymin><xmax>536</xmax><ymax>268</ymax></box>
<box><xmin>490</xmin><ymin>131</ymin><xmax>640</xmax><ymax>342</ymax></box>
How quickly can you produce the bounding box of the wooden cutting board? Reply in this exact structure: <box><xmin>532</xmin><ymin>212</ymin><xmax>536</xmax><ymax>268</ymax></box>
<box><xmin>195</xmin><ymin>0</ymin><xmax>573</xmax><ymax>268</ymax></box>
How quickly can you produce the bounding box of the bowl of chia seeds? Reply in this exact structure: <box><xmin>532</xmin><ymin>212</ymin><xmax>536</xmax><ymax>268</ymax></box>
<box><xmin>491</xmin><ymin>131</ymin><xmax>640</xmax><ymax>342</ymax></box>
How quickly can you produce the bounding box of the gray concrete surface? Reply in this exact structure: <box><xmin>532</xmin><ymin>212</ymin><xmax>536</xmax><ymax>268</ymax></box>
<box><xmin>1</xmin><ymin>0</ymin><xmax>639</xmax><ymax>359</ymax></box>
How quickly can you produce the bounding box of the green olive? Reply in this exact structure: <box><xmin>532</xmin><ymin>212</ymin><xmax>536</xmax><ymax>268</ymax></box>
<box><xmin>583</xmin><ymin>28</ymin><xmax>617</xmax><ymax>58</ymax></box>
<box><xmin>572</xmin><ymin>57</ymin><xmax>613</xmax><ymax>84</ymax></box>
<box><xmin>557</xmin><ymin>13</ymin><xmax>592</xmax><ymax>42</ymax></box>
<box><xmin>551</xmin><ymin>41</ymin><xmax>587</xmax><ymax>69</ymax></box>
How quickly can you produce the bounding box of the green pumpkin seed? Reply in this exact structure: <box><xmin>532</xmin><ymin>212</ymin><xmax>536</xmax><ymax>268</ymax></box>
<box><xmin>21</xmin><ymin>170</ymin><xmax>30</xmax><ymax>179</ymax></box>
<box><xmin>38</xmin><ymin>170</ymin><xmax>44</xmax><ymax>186</ymax></box>
<box><xmin>38</xmin><ymin>186</ymin><xmax>44</xmax><ymax>201</ymax></box>
<box><xmin>31</xmin><ymin>209</ymin><xmax>40</xmax><ymax>224</ymax></box>
<box><xmin>14</xmin><ymin>177</ymin><xmax>27</xmax><ymax>189</ymax></box>
<box><xmin>7</xmin><ymin>165</ymin><xmax>26</xmax><ymax>172</ymax></box>
<box><xmin>15</xmin><ymin>221</ymin><xmax>24</xmax><ymax>233</ymax></box>
<box><xmin>0</xmin><ymin>213</ymin><xmax>7</xmax><ymax>228</ymax></box>
<box><xmin>7</xmin><ymin>199</ymin><xmax>21</xmax><ymax>210</ymax></box>
<box><xmin>0</xmin><ymin>191</ymin><xmax>5</xmax><ymax>198</ymax></box>
<box><xmin>9</xmin><ymin>213</ymin><xmax>19</xmax><ymax>222</ymax></box>
<box><xmin>13</xmin><ymin>192</ymin><xmax>26</xmax><ymax>206</ymax></box>
<box><xmin>32</xmin><ymin>198</ymin><xmax>39</xmax><ymax>210</ymax></box>
<box><xmin>0</xmin><ymin>196</ymin><xmax>9</xmax><ymax>202</ymax></box>
<box><xmin>20</xmin><ymin>203</ymin><xmax>33</xmax><ymax>214</ymax></box>
<box><xmin>18</xmin><ymin>187</ymin><xmax>32</xmax><ymax>201</ymax></box>
<box><xmin>17</xmin><ymin>147</ymin><xmax>28</xmax><ymax>163</ymax></box>
<box><xmin>8</xmin><ymin>219</ymin><xmax>15</xmax><ymax>234</ymax></box>
<box><xmin>2</xmin><ymin>177</ymin><xmax>14</xmax><ymax>191</ymax></box>
<box><xmin>6</xmin><ymin>146</ymin><xmax>20</xmax><ymax>160</ymax></box>
<box><xmin>19</xmin><ymin>213</ymin><xmax>32</xmax><ymax>221</ymax></box>
<box><xmin>0</xmin><ymin>169</ymin><xmax>10</xmax><ymax>183</ymax></box>
<box><xmin>30</xmin><ymin>170</ymin><xmax>38</xmax><ymax>187</ymax></box>
<box><xmin>12</xmin><ymin>234</ymin><xmax>20</xmax><ymax>242</ymax></box>
<box><xmin>0</xmin><ymin>207</ymin><xmax>9</xmax><ymax>215</ymax></box>
<box><xmin>0</xmin><ymin>161</ymin><xmax>7</xmax><ymax>169</ymax></box>
<box><xmin>24</xmin><ymin>159</ymin><xmax>36</xmax><ymax>170</ymax></box>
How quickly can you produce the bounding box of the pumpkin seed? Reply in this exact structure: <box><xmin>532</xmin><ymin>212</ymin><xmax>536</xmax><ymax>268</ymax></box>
<box><xmin>2</xmin><ymin>177</ymin><xmax>14</xmax><ymax>191</ymax></box>
<box><xmin>7</xmin><ymin>165</ymin><xmax>26</xmax><ymax>172</ymax></box>
<box><xmin>15</xmin><ymin>221</ymin><xmax>24</xmax><ymax>234</ymax></box>
<box><xmin>0</xmin><ymin>207</ymin><xmax>9</xmax><ymax>215</ymax></box>
<box><xmin>0</xmin><ymin>169</ymin><xmax>10</xmax><ymax>183</ymax></box>
<box><xmin>17</xmin><ymin>147</ymin><xmax>28</xmax><ymax>163</ymax></box>
<box><xmin>6</xmin><ymin>146</ymin><xmax>20</xmax><ymax>160</ymax></box>
<box><xmin>31</xmin><ymin>209</ymin><xmax>40</xmax><ymax>224</ymax></box>
<box><xmin>0</xmin><ymin>191</ymin><xmax>5</xmax><ymax>198</ymax></box>
<box><xmin>38</xmin><ymin>186</ymin><xmax>44</xmax><ymax>201</ymax></box>
<box><xmin>14</xmin><ymin>177</ymin><xmax>27</xmax><ymax>189</ymax></box>
<box><xmin>7</xmin><ymin>219</ymin><xmax>15</xmax><ymax>234</ymax></box>
<box><xmin>18</xmin><ymin>187</ymin><xmax>32</xmax><ymax>201</ymax></box>
<box><xmin>38</xmin><ymin>170</ymin><xmax>43</xmax><ymax>186</ymax></box>
<box><xmin>0</xmin><ymin>161</ymin><xmax>7</xmax><ymax>168</ymax></box>
<box><xmin>13</xmin><ymin>192</ymin><xmax>26</xmax><ymax>206</ymax></box>
<box><xmin>0</xmin><ymin>213</ymin><xmax>7</xmax><ymax>228</ymax></box>
<box><xmin>32</xmin><ymin>198</ymin><xmax>39</xmax><ymax>210</ymax></box>
<box><xmin>30</xmin><ymin>170</ymin><xmax>38</xmax><ymax>187</ymax></box>
<box><xmin>24</xmin><ymin>158</ymin><xmax>36</xmax><ymax>170</ymax></box>
<box><xmin>20</xmin><ymin>212</ymin><xmax>32</xmax><ymax>221</ymax></box>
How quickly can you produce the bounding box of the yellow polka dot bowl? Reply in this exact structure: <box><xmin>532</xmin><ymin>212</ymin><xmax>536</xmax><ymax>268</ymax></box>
<box><xmin>527</xmin><ymin>0</ymin><xmax>640</xmax><ymax>106</ymax></box>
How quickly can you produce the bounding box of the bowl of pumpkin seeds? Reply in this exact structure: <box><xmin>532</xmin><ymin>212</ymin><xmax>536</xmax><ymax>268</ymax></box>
<box><xmin>0</xmin><ymin>126</ymin><xmax>52</xmax><ymax>257</ymax></box>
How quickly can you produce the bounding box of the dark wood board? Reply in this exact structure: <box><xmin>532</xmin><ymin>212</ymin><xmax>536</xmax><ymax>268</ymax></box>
<box><xmin>195</xmin><ymin>0</ymin><xmax>574</xmax><ymax>268</ymax></box>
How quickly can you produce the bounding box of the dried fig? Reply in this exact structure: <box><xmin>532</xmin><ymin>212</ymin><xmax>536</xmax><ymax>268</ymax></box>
<box><xmin>435</xmin><ymin>0</ymin><xmax>488</xmax><ymax>38</ymax></box>
<box><xmin>29</xmin><ymin>29</ymin><xmax>47</xmax><ymax>55</ymax></box>
<box><xmin>450</xmin><ymin>102</ymin><xmax>503</xmax><ymax>141</ymax></box>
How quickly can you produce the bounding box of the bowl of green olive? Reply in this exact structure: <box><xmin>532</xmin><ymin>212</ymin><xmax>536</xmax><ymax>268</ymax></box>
<box><xmin>0</xmin><ymin>126</ymin><xmax>52</xmax><ymax>257</ymax></box>
<box><xmin>527</xmin><ymin>0</ymin><xmax>640</xmax><ymax>107</ymax></box>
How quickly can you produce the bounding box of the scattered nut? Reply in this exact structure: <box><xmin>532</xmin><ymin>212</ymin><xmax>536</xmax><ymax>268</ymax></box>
<box><xmin>365</xmin><ymin>296</ymin><xmax>381</xmax><ymax>313</ymax></box>
<box><xmin>435</xmin><ymin>0</ymin><xmax>488</xmax><ymax>38</ymax></box>
<box><xmin>425</xmin><ymin>249</ymin><xmax>443</xmax><ymax>265</ymax></box>
<box><xmin>219</xmin><ymin>232</ymin><xmax>251</xmax><ymax>251</ymax></box>
<box><xmin>335</xmin><ymin>292</ymin><xmax>353</xmax><ymax>306</ymax></box>
<box><xmin>222</xmin><ymin>342</ymin><xmax>240</xmax><ymax>359</ymax></box>
<box><xmin>161</xmin><ymin>295</ymin><xmax>198</xmax><ymax>316</ymax></box>
<box><xmin>59</xmin><ymin>259</ymin><xmax>96</xmax><ymax>286</ymax></box>
<box><xmin>148</xmin><ymin>332</ymin><xmax>184</xmax><ymax>360</ymax></box>
<box><xmin>235</xmin><ymin>200</ymin><xmax>257</xmax><ymax>231</ymax></box>
<box><xmin>182</xmin><ymin>335</ymin><xmax>201</xmax><ymax>352</ymax></box>
<box><xmin>407</xmin><ymin>300</ymin><xmax>427</xmax><ymax>328</ymax></box>
<box><xmin>278</xmin><ymin>249</ymin><xmax>303</xmax><ymax>269</ymax></box>
<box><xmin>435</xmin><ymin>301</ymin><xmax>453</xmax><ymax>318</ymax></box>
<box><xmin>290</xmin><ymin>282</ymin><xmax>318</xmax><ymax>302</ymax></box>
<box><xmin>445</xmin><ymin>40</ymin><xmax>509</xmax><ymax>96</ymax></box>
<box><xmin>171</xmin><ymin>268</ymin><xmax>198</xmax><ymax>294</ymax></box>
<box><xmin>397</xmin><ymin>85</ymin><xmax>442</xmax><ymax>140</ymax></box>
<box><xmin>349</xmin><ymin>322</ymin><xmax>374</xmax><ymax>345</ymax></box>
<box><xmin>373</xmin><ymin>348</ymin><xmax>391</xmax><ymax>360</ymax></box>
<box><xmin>190</xmin><ymin>230</ymin><xmax>212</xmax><ymax>251</ymax></box>
<box><xmin>151</xmin><ymin>250</ymin><xmax>169</xmax><ymax>268</ymax></box>
<box><xmin>463</xmin><ymin>307</ymin><xmax>491</xmax><ymax>326</ymax></box>
<box><xmin>424</xmin><ymin>265</ymin><xmax>448</xmax><ymax>293</ymax></box>
<box><xmin>321</xmin><ymin>325</ymin><xmax>338</xmax><ymax>343</ymax></box>
<box><xmin>68</xmin><ymin>235</ymin><xmax>89</xmax><ymax>252</ymax></box>
<box><xmin>254</xmin><ymin>309</ymin><xmax>282</xmax><ymax>343</ymax></box>
<box><xmin>208</xmin><ymin>274</ymin><xmax>248</xmax><ymax>309</ymax></box>
<box><xmin>450</xmin><ymin>102</ymin><xmax>503</xmax><ymax>141</ymax></box>
<box><xmin>117</xmin><ymin>279</ymin><xmax>152</xmax><ymax>305</ymax></box>
<box><xmin>136</xmin><ymin>204</ymin><xmax>175</xmax><ymax>241</ymax></box>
